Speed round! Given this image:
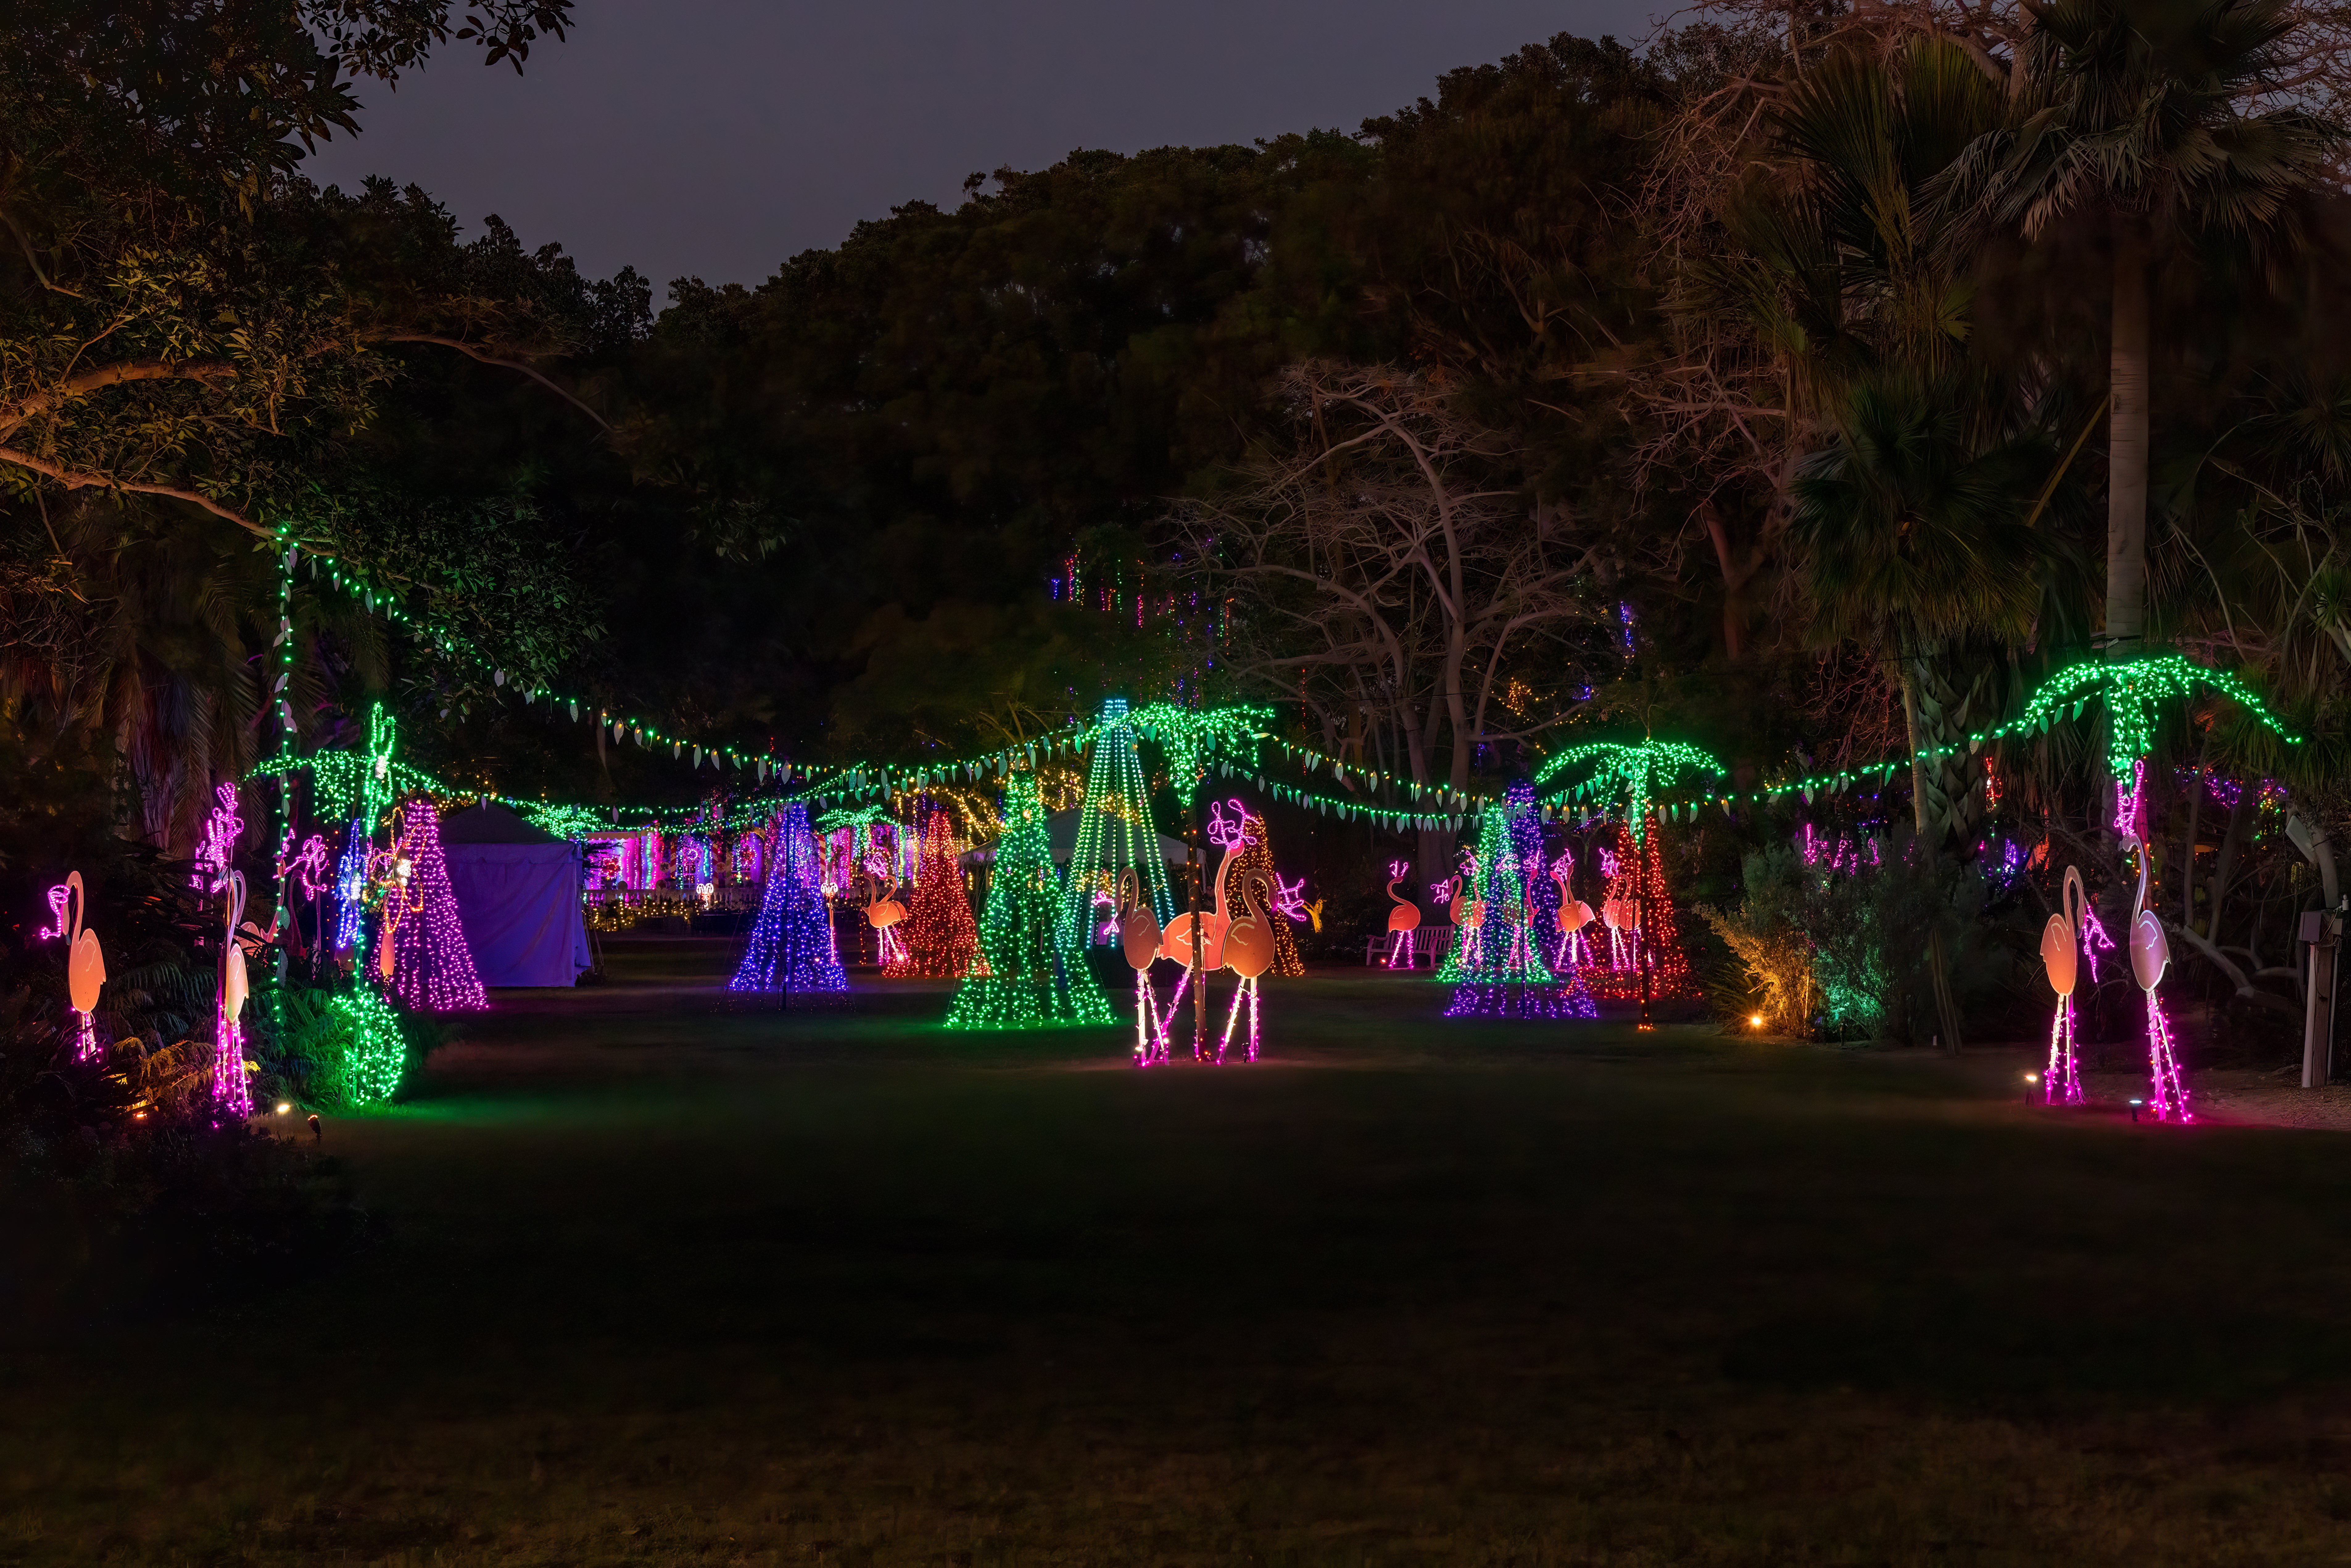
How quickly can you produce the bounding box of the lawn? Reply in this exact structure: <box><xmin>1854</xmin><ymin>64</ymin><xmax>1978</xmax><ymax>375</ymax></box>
<box><xmin>6</xmin><ymin>936</ymin><xmax>2351</xmax><ymax>1565</ymax></box>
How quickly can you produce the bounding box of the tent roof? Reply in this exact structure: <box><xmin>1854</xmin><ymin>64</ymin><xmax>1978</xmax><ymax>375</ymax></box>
<box><xmin>440</xmin><ymin>800</ymin><xmax>561</xmax><ymax>845</ymax></box>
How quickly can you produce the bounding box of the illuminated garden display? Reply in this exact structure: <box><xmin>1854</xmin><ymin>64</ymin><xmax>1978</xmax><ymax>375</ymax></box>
<box><xmin>1536</xmin><ymin>742</ymin><xmax>1716</xmax><ymax>1015</ymax></box>
<box><xmin>946</xmin><ymin>771</ymin><xmax>1114</xmax><ymax>1031</ymax></box>
<box><xmin>1440</xmin><ymin>794</ymin><xmax>1586</xmax><ymax>1018</ymax></box>
<box><xmin>1951</xmin><ymin>655</ymin><xmax>2299</xmax><ymax>1122</ymax></box>
<box><xmin>731</xmin><ymin>803</ymin><xmax>847</xmax><ymax>995</ymax></box>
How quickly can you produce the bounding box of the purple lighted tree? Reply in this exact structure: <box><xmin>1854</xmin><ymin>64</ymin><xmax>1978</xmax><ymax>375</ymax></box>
<box><xmin>387</xmin><ymin>800</ymin><xmax>487</xmax><ymax>1012</ymax></box>
<box><xmin>731</xmin><ymin>802</ymin><xmax>848</xmax><ymax>993</ymax></box>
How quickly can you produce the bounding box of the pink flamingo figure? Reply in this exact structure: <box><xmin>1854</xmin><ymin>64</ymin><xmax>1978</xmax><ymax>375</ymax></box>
<box><xmin>41</xmin><ymin>871</ymin><xmax>106</xmax><ymax>1062</ymax></box>
<box><xmin>1218</xmin><ymin>873</ymin><xmax>1276</xmax><ymax>1063</ymax></box>
<box><xmin>2038</xmin><ymin>866</ymin><xmax>2087</xmax><ymax>1105</ymax></box>
<box><xmin>215</xmin><ymin>870</ymin><xmax>254</xmax><ymax>1116</ymax></box>
<box><xmin>1383</xmin><ymin>859</ymin><xmax>1422</xmax><ymax>967</ymax></box>
<box><xmin>2125</xmin><ymin>834</ymin><xmax>2190</xmax><ymax>1121</ymax></box>
<box><xmin>1165</xmin><ymin>798</ymin><xmax>1246</xmax><ymax>976</ymax></box>
<box><xmin>863</xmin><ymin>853</ymin><xmax>909</xmax><ymax>967</ymax></box>
<box><xmin>1119</xmin><ymin>868</ymin><xmax>1169</xmax><ymax>1065</ymax></box>
<box><xmin>1452</xmin><ymin>852</ymin><xmax>1486</xmax><ymax>970</ymax></box>
<box><xmin>1551</xmin><ymin>858</ymin><xmax>1595</xmax><ymax>968</ymax></box>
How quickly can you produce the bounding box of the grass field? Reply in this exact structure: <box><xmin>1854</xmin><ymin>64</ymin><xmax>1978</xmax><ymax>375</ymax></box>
<box><xmin>6</xmin><ymin>935</ymin><xmax>2351</xmax><ymax>1566</ymax></box>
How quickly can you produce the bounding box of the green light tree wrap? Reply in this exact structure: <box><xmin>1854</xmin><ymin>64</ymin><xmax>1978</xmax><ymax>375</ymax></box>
<box><xmin>1534</xmin><ymin>740</ymin><xmax>1726</xmax><ymax>842</ymax></box>
<box><xmin>1120</xmin><ymin>702</ymin><xmax>1273</xmax><ymax>790</ymax></box>
<box><xmin>1064</xmin><ymin>701</ymin><xmax>1177</xmax><ymax>947</ymax></box>
<box><xmin>945</xmin><ymin>771</ymin><xmax>1116</xmax><ymax>1031</ymax></box>
<box><xmin>2003</xmin><ymin>655</ymin><xmax>2298</xmax><ymax>781</ymax></box>
<box><xmin>1434</xmin><ymin>809</ymin><xmax>1554</xmax><ymax>987</ymax></box>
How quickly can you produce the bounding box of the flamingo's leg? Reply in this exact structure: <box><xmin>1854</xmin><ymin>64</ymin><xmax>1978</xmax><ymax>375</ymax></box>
<box><xmin>1156</xmin><ymin>970</ymin><xmax>1189</xmax><ymax>1053</ymax></box>
<box><xmin>1219</xmin><ymin>977</ymin><xmax>1246</xmax><ymax>1064</ymax></box>
<box><xmin>2147</xmin><ymin>993</ymin><xmax>2191</xmax><ymax>1122</ymax></box>
<box><xmin>1134</xmin><ymin>971</ymin><xmax>1150</xmax><ymax>1064</ymax></box>
<box><xmin>1247</xmin><ymin>976</ymin><xmax>1260</xmax><ymax>1062</ymax></box>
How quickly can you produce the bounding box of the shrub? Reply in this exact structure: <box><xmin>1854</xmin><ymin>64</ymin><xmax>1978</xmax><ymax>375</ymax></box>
<box><xmin>1703</xmin><ymin>838</ymin><xmax>1986</xmax><ymax>1043</ymax></box>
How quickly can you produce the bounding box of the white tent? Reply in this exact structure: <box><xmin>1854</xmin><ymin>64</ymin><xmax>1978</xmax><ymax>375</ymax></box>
<box><xmin>440</xmin><ymin>802</ymin><xmax>593</xmax><ymax>987</ymax></box>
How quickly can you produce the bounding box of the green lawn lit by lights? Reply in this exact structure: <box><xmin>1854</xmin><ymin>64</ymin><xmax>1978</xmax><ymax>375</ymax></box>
<box><xmin>6</xmin><ymin>936</ymin><xmax>2351</xmax><ymax>1566</ymax></box>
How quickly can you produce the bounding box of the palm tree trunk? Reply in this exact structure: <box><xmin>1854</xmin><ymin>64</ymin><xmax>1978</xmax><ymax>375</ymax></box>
<box><xmin>1899</xmin><ymin>661</ymin><xmax>1966</xmax><ymax>1053</ymax></box>
<box><xmin>2107</xmin><ymin>233</ymin><xmax>2150</xmax><ymax>655</ymax></box>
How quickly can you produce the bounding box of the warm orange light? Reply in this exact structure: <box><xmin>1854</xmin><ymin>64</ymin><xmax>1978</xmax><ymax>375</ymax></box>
<box><xmin>1749</xmin><ymin>1013</ymin><xmax>1764</xmax><ymax>1028</ymax></box>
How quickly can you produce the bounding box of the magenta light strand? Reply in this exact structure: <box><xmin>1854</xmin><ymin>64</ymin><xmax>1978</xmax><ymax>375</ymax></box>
<box><xmin>2146</xmin><ymin>994</ymin><xmax>2192</xmax><ymax>1123</ymax></box>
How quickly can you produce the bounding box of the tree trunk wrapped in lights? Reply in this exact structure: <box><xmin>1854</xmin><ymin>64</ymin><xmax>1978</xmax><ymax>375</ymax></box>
<box><xmin>946</xmin><ymin>771</ymin><xmax>1114</xmax><ymax>1031</ymax></box>
<box><xmin>889</xmin><ymin>807</ymin><xmax>981</xmax><ymax>979</ymax></box>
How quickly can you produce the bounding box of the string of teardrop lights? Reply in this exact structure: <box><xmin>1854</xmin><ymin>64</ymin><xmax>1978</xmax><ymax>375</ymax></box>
<box><xmin>281</xmin><ymin>546</ymin><xmax>2301</xmax><ymax>832</ymax></box>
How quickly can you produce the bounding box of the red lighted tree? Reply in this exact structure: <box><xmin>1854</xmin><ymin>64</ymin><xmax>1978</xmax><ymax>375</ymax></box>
<box><xmin>888</xmin><ymin>808</ymin><xmax>981</xmax><ymax>978</ymax></box>
<box><xmin>1584</xmin><ymin>815</ymin><xmax>1697</xmax><ymax>1006</ymax></box>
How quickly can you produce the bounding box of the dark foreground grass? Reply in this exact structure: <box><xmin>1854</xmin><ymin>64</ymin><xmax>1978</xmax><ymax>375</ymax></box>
<box><xmin>7</xmin><ymin>937</ymin><xmax>2351</xmax><ymax>1565</ymax></box>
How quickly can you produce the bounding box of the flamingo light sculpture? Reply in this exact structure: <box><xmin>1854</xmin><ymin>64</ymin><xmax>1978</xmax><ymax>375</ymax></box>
<box><xmin>1452</xmin><ymin>854</ymin><xmax>1486</xmax><ymax>972</ymax></box>
<box><xmin>2037</xmin><ymin>866</ymin><xmax>2087</xmax><ymax>1105</ymax></box>
<box><xmin>863</xmin><ymin>853</ymin><xmax>909</xmax><ymax>967</ymax></box>
<box><xmin>1551</xmin><ymin>858</ymin><xmax>1594</xmax><ymax>969</ymax></box>
<box><xmin>214</xmin><ymin>870</ymin><xmax>254</xmax><ymax>1116</ymax></box>
<box><xmin>1218</xmin><ymin>872</ymin><xmax>1276</xmax><ymax>1063</ymax></box>
<box><xmin>40</xmin><ymin>871</ymin><xmax>106</xmax><ymax>1062</ymax></box>
<box><xmin>1383</xmin><ymin>859</ymin><xmax>1422</xmax><ymax>967</ymax></box>
<box><xmin>1119</xmin><ymin>868</ymin><xmax>1168</xmax><ymax>1065</ymax></box>
<box><xmin>2125</xmin><ymin>834</ymin><xmax>2190</xmax><ymax>1121</ymax></box>
<box><xmin>1164</xmin><ymin>799</ymin><xmax>1244</xmax><ymax>975</ymax></box>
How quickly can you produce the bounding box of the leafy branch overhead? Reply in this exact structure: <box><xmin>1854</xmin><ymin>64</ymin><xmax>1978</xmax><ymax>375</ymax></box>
<box><xmin>0</xmin><ymin>1</ymin><xmax>618</xmax><ymax>540</ymax></box>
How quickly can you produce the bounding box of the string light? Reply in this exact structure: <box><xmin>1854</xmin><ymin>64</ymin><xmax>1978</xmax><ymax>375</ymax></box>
<box><xmin>384</xmin><ymin>801</ymin><xmax>487</xmax><ymax>1012</ymax></box>
<box><xmin>731</xmin><ymin>803</ymin><xmax>847</xmax><ymax>994</ymax></box>
<box><xmin>945</xmin><ymin>772</ymin><xmax>1115</xmax><ymax>1031</ymax></box>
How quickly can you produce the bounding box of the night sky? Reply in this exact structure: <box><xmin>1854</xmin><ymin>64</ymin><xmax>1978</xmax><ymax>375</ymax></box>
<box><xmin>301</xmin><ymin>0</ymin><xmax>1661</xmax><ymax>292</ymax></box>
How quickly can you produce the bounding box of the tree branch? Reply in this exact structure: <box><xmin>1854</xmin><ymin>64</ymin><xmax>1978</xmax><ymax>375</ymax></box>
<box><xmin>375</xmin><ymin>333</ymin><xmax>612</xmax><ymax>432</ymax></box>
<box><xmin>0</xmin><ymin>446</ymin><xmax>273</xmax><ymax>539</ymax></box>
<box><xmin>0</xmin><ymin>358</ymin><xmax>236</xmax><ymax>438</ymax></box>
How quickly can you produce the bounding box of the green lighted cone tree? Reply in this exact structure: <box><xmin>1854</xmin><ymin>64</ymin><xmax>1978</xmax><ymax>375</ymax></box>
<box><xmin>946</xmin><ymin>771</ymin><xmax>1116</xmax><ymax>1031</ymax></box>
<box><xmin>1064</xmin><ymin>698</ymin><xmax>1175</xmax><ymax>948</ymax></box>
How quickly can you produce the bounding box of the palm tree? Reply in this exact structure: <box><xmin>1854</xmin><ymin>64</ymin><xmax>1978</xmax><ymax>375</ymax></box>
<box><xmin>1795</xmin><ymin>371</ymin><xmax>2064</xmax><ymax>1049</ymax></box>
<box><xmin>1943</xmin><ymin>0</ymin><xmax>2341</xmax><ymax>654</ymax></box>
